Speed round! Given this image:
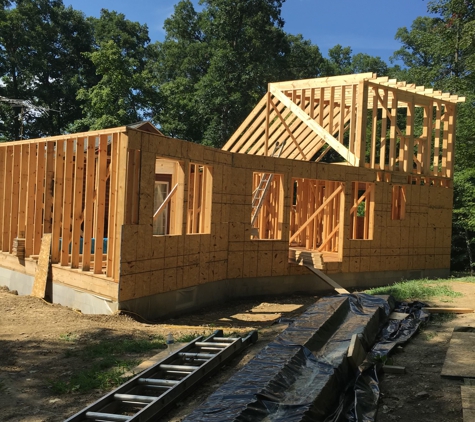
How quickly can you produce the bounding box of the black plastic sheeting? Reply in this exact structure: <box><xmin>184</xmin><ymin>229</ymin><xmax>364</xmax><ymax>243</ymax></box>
<box><xmin>182</xmin><ymin>294</ymin><xmax>392</xmax><ymax>422</ymax></box>
<box><xmin>325</xmin><ymin>301</ymin><xmax>430</xmax><ymax>422</ymax></box>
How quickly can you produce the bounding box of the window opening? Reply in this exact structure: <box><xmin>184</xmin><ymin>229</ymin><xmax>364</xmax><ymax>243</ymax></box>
<box><xmin>391</xmin><ymin>185</ymin><xmax>406</xmax><ymax>220</ymax></box>
<box><xmin>187</xmin><ymin>163</ymin><xmax>213</xmax><ymax>234</ymax></box>
<box><xmin>153</xmin><ymin>158</ymin><xmax>184</xmax><ymax>236</ymax></box>
<box><xmin>251</xmin><ymin>172</ymin><xmax>283</xmax><ymax>240</ymax></box>
<box><xmin>289</xmin><ymin>178</ymin><xmax>343</xmax><ymax>252</ymax></box>
<box><xmin>350</xmin><ymin>182</ymin><xmax>374</xmax><ymax>240</ymax></box>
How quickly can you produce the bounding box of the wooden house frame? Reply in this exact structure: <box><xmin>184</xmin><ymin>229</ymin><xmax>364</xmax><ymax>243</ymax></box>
<box><xmin>0</xmin><ymin>74</ymin><xmax>464</xmax><ymax>316</ymax></box>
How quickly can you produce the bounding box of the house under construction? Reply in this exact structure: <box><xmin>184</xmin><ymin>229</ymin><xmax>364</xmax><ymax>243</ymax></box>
<box><xmin>0</xmin><ymin>73</ymin><xmax>464</xmax><ymax>316</ymax></box>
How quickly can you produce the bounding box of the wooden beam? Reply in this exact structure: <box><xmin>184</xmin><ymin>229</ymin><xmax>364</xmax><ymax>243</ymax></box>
<box><xmin>71</xmin><ymin>138</ymin><xmax>85</xmax><ymax>269</ymax></box>
<box><xmin>269</xmin><ymin>96</ymin><xmax>307</xmax><ymax>160</ymax></box>
<box><xmin>269</xmin><ymin>72</ymin><xmax>374</xmax><ymax>90</ymax></box>
<box><xmin>223</xmin><ymin>95</ymin><xmax>267</xmax><ymax>151</ymax></box>
<box><xmin>0</xmin><ymin>147</ymin><xmax>4</xmax><ymax>251</ymax></box>
<box><xmin>289</xmin><ymin>185</ymin><xmax>343</xmax><ymax>243</ymax></box>
<box><xmin>379</xmin><ymin>88</ymin><xmax>388</xmax><ymax>170</ymax></box>
<box><xmin>33</xmin><ymin>142</ymin><xmax>46</xmax><ymax>255</ymax></box>
<box><xmin>25</xmin><ymin>144</ymin><xmax>37</xmax><ymax>257</ymax></box>
<box><xmin>82</xmin><ymin>136</ymin><xmax>95</xmax><ymax>271</ymax></box>
<box><xmin>113</xmin><ymin>132</ymin><xmax>129</xmax><ymax>281</ymax></box>
<box><xmin>18</xmin><ymin>144</ymin><xmax>29</xmax><ymax>237</ymax></box>
<box><xmin>355</xmin><ymin>80</ymin><xmax>368</xmax><ymax>166</ymax></box>
<box><xmin>154</xmin><ymin>183</ymin><xmax>178</xmax><ymax>219</ymax></box>
<box><xmin>2</xmin><ymin>146</ymin><xmax>13</xmax><ymax>251</ymax></box>
<box><xmin>93</xmin><ymin>134</ymin><xmax>108</xmax><ymax>274</ymax></box>
<box><xmin>106</xmin><ymin>133</ymin><xmax>118</xmax><ymax>278</ymax></box>
<box><xmin>51</xmin><ymin>141</ymin><xmax>64</xmax><ymax>263</ymax></box>
<box><xmin>270</xmin><ymin>87</ymin><xmax>358</xmax><ymax>166</ymax></box>
<box><xmin>60</xmin><ymin>139</ymin><xmax>74</xmax><ymax>266</ymax></box>
<box><xmin>403</xmin><ymin>99</ymin><xmax>415</xmax><ymax>173</ymax></box>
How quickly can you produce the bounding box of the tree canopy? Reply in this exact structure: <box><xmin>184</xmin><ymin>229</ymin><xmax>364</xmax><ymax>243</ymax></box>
<box><xmin>1</xmin><ymin>0</ymin><xmax>475</xmax><ymax>269</ymax></box>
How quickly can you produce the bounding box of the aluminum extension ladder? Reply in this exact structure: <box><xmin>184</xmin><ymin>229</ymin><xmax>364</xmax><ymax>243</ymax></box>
<box><xmin>250</xmin><ymin>141</ymin><xmax>286</xmax><ymax>228</ymax></box>
<box><xmin>65</xmin><ymin>329</ymin><xmax>258</xmax><ymax>422</ymax></box>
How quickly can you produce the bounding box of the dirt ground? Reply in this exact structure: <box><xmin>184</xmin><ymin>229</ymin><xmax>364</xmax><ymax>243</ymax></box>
<box><xmin>1</xmin><ymin>282</ymin><xmax>474</xmax><ymax>421</ymax></box>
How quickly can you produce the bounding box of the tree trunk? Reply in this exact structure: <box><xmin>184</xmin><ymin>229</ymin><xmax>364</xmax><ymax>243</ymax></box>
<box><xmin>463</xmin><ymin>227</ymin><xmax>474</xmax><ymax>275</ymax></box>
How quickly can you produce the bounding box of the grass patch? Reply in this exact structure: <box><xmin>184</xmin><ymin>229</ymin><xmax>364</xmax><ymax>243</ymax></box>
<box><xmin>49</xmin><ymin>358</ymin><xmax>139</xmax><ymax>394</ymax></box>
<box><xmin>51</xmin><ymin>335</ymin><xmax>169</xmax><ymax>394</ymax></box>
<box><xmin>365</xmin><ymin>278</ymin><xmax>463</xmax><ymax>302</ymax></box>
<box><xmin>449</xmin><ymin>275</ymin><xmax>475</xmax><ymax>283</ymax></box>
<box><xmin>420</xmin><ymin>330</ymin><xmax>437</xmax><ymax>341</ymax></box>
<box><xmin>430</xmin><ymin>313</ymin><xmax>457</xmax><ymax>324</ymax></box>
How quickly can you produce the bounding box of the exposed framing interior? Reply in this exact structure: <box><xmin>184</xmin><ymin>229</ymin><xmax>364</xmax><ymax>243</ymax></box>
<box><xmin>289</xmin><ymin>178</ymin><xmax>343</xmax><ymax>254</ymax></box>
<box><xmin>0</xmin><ymin>74</ymin><xmax>463</xmax><ymax>316</ymax></box>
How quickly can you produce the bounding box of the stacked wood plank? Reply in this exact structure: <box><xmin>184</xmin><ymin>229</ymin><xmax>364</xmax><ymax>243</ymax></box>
<box><xmin>289</xmin><ymin>247</ymin><xmax>324</xmax><ymax>269</ymax></box>
<box><xmin>12</xmin><ymin>237</ymin><xmax>25</xmax><ymax>257</ymax></box>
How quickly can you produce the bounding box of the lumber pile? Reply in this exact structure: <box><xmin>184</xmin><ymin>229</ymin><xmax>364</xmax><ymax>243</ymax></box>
<box><xmin>12</xmin><ymin>236</ymin><xmax>25</xmax><ymax>258</ymax></box>
<box><xmin>289</xmin><ymin>247</ymin><xmax>324</xmax><ymax>269</ymax></box>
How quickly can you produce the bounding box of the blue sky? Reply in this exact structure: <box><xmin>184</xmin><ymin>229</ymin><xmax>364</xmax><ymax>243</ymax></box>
<box><xmin>64</xmin><ymin>0</ymin><xmax>432</xmax><ymax>63</ymax></box>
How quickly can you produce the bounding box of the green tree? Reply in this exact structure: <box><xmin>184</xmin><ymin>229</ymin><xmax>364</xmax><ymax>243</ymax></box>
<box><xmin>392</xmin><ymin>0</ymin><xmax>475</xmax><ymax>271</ymax></box>
<box><xmin>70</xmin><ymin>10</ymin><xmax>160</xmax><ymax>131</ymax></box>
<box><xmin>323</xmin><ymin>44</ymin><xmax>389</xmax><ymax>76</ymax></box>
<box><xmin>0</xmin><ymin>0</ymin><xmax>96</xmax><ymax>140</ymax></box>
<box><xmin>154</xmin><ymin>0</ymin><xmax>324</xmax><ymax>147</ymax></box>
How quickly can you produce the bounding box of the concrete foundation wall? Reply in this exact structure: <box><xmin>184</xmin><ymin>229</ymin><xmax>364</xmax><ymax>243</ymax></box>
<box><xmin>119</xmin><ymin>267</ymin><xmax>450</xmax><ymax>319</ymax></box>
<box><xmin>0</xmin><ymin>266</ymin><xmax>118</xmax><ymax>315</ymax></box>
<box><xmin>0</xmin><ymin>266</ymin><xmax>34</xmax><ymax>295</ymax></box>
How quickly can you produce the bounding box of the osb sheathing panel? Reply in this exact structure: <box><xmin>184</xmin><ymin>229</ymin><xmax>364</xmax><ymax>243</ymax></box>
<box><xmin>118</xmin><ymin>129</ymin><xmax>454</xmax><ymax>302</ymax></box>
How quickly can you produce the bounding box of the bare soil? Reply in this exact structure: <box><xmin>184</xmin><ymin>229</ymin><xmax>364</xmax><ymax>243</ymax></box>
<box><xmin>1</xmin><ymin>282</ymin><xmax>474</xmax><ymax>421</ymax></box>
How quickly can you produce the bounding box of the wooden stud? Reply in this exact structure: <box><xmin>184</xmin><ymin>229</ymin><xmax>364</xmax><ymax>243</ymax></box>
<box><xmin>113</xmin><ymin>132</ymin><xmax>129</xmax><ymax>281</ymax></box>
<box><xmin>370</xmin><ymin>86</ymin><xmax>378</xmax><ymax>168</ymax></box>
<box><xmin>43</xmin><ymin>143</ymin><xmax>54</xmax><ymax>234</ymax></box>
<box><xmin>18</xmin><ymin>144</ymin><xmax>29</xmax><ymax>237</ymax></box>
<box><xmin>93</xmin><ymin>134</ymin><xmax>108</xmax><ymax>274</ymax></box>
<box><xmin>51</xmin><ymin>141</ymin><xmax>65</xmax><ymax>263</ymax></box>
<box><xmin>403</xmin><ymin>99</ymin><xmax>415</xmax><ymax>173</ymax></box>
<box><xmin>379</xmin><ymin>88</ymin><xmax>388</xmax><ymax>170</ymax></box>
<box><xmin>339</xmin><ymin>86</ymin><xmax>346</xmax><ymax>145</ymax></box>
<box><xmin>33</xmin><ymin>142</ymin><xmax>46</xmax><ymax>255</ymax></box>
<box><xmin>25</xmin><ymin>144</ymin><xmax>37</xmax><ymax>257</ymax></box>
<box><xmin>0</xmin><ymin>148</ymin><xmax>5</xmax><ymax>251</ymax></box>
<box><xmin>106</xmin><ymin>134</ymin><xmax>118</xmax><ymax>277</ymax></box>
<box><xmin>423</xmin><ymin>102</ymin><xmax>433</xmax><ymax>175</ymax></box>
<box><xmin>71</xmin><ymin>138</ymin><xmax>85</xmax><ymax>269</ymax></box>
<box><xmin>444</xmin><ymin>103</ymin><xmax>455</xmax><ymax>178</ymax></box>
<box><xmin>389</xmin><ymin>92</ymin><xmax>398</xmax><ymax>171</ymax></box>
<box><xmin>355</xmin><ymin>80</ymin><xmax>368</xmax><ymax>166</ymax></box>
<box><xmin>82</xmin><ymin>136</ymin><xmax>95</xmax><ymax>271</ymax></box>
<box><xmin>60</xmin><ymin>139</ymin><xmax>74</xmax><ymax>266</ymax></box>
<box><xmin>10</xmin><ymin>145</ymin><xmax>21</xmax><ymax>252</ymax></box>
<box><xmin>2</xmin><ymin>146</ymin><xmax>13</xmax><ymax>251</ymax></box>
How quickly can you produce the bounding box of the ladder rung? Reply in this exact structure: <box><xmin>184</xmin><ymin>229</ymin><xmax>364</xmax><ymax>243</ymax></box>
<box><xmin>198</xmin><ymin>346</ymin><xmax>227</xmax><ymax>351</ymax></box>
<box><xmin>212</xmin><ymin>337</ymin><xmax>236</xmax><ymax>342</ymax></box>
<box><xmin>179</xmin><ymin>352</ymin><xmax>215</xmax><ymax>359</ymax></box>
<box><xmin>163</xmin><ymin>370</ymin><xmax>192</xmax><ymax>375</ymax></box>
<box><xmin>159</xmin><ymin>364</ymin><xmax>199</xmax><ymax>372</ymax></box>
<box><xmin>138</xmin><ymin>378</ymin><xmax>179</xmax><ymax>386</ymax></box>
<box><xmin>196</xmin><ymin>342</ymin><xmax>230</xmax><ymax>347</ymax></box>
<box><xmin>85</xmin><ymin>412</ymin><xmax>130</xmax><ymax>421</ymax></box>
<box><xmin>114</xmin><ymin>394</ymin><xmax>157</xmax><ymax>403</ymax></box>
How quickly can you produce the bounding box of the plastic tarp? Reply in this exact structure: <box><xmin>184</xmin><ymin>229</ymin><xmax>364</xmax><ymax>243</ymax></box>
<box><xmin>183</xmin><ymin>294</ymin><xmax>392</xmax><ymax>422</ymax></box>
<box><xmin>325</xmin><ymin>301</ymin><xmax>429</xmax><ymax>422</ymax></box>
